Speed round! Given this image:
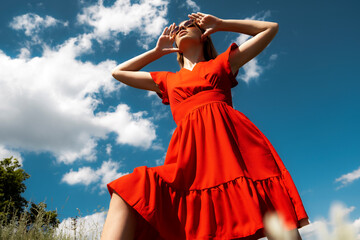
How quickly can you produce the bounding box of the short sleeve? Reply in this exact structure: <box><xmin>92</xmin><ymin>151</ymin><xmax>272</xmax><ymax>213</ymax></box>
<box><xmin>215</xmin><ymin>42</ymin><xmax>239</xmax><ymax>88</ymax></box>
<box><xmin>149</xmin><ymin>71</ymin><xmax>170</xmax><ymax>105</ymax></box>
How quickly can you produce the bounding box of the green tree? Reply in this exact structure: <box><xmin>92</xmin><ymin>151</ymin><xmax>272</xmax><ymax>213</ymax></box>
<box><xmin>0</xmin><ymin>156</ymin><xmax>60</xmax><ymax>229</ymax></box>
<box><xmin>0</xmin><ymin>156</ymin><xmax>29</xmax><ymax>224</ymax></box>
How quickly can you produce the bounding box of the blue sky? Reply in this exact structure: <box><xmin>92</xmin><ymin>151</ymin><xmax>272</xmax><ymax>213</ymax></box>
<box><xmin>0</xmin><ymin>0</ymin><xmax>359</xmax><ymax>238</ymax></box>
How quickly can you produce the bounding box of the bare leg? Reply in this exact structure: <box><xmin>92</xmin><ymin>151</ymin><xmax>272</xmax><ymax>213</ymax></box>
<box><xmin>292</xmin><ymin>228</ymin><xmax>302</xmax><ymax>240</ymax></box>
<box><xmin>101</xmin><ymin>191</ymin><xmax>136</xmax><ymax>240</ymax></box>
<box><xmin>265</xmin><ymin>228</ymin><xmax>302</xmax><ymax>240</ymax></box>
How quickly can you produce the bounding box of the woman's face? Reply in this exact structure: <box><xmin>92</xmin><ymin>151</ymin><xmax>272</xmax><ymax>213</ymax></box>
<box><xmin>174</xmin><ymin>20</ymin><xmax>203</xmax><ymax>52</ymax></box>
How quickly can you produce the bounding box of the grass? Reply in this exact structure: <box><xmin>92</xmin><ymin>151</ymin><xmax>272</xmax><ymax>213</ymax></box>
<box><xmin>0</xmin><ymin>204</ymin><xmax>66</xmax><ymax>240</ymax></box>
<box><xmin>0</xmin><ymin>200</ymin><xmax>105</xmax><ymax>240</ymax></box>
<box><xmin>1</xmin><ymin>199</ymin><xmax>358</xmax><ymax>240</ymax></box>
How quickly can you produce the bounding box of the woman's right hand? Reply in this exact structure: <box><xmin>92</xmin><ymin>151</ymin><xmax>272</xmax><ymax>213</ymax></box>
<box><xmin>154</xmin><ymin>23</ymin><xmax>180</xmax><ymax>55</ymax></box>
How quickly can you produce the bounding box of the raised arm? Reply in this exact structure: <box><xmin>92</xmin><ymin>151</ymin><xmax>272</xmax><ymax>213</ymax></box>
<box><xmin>111</xmin><ymin>23</ymin><xmax>180</xmax><ymax>93</ymax></box>
<box><xmin>188</xmin><ymin>12</ymin><xmax>279</xmax><ymax>75</ymax></box>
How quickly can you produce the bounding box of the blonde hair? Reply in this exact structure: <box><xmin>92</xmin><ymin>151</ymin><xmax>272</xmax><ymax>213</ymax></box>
<box><xmin>174</xmin><ymin>23</ymin><xmax>218</xmax><ymax>68</ymax></box>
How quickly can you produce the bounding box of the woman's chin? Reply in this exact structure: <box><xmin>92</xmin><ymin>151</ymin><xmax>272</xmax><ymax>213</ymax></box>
<box><xmin>177</xmin><ymin>37</ymin><xmax>201</xmax><ymax>51</ymax></box>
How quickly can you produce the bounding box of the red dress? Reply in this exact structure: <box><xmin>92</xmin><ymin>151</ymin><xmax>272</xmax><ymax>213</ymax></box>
<box><xmin>107</xmin><ymin>42</ymin><xmax>310</xmax><ymax>239</ymax></box>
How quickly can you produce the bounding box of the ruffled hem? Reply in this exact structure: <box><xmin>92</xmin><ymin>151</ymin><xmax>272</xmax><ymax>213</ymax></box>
<box><xmin>107</xmin><ymin>166</ymin><xmax>310</xmax><ymax>240</ymax></box>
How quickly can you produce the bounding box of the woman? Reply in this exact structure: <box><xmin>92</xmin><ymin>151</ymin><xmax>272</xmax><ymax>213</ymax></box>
<box><xmin>101</xmin><ymin>12</ymin><xmax>310</xmax><ymax>240</ymax></box>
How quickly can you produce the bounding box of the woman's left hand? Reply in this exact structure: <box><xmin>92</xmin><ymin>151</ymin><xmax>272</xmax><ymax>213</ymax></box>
<box><xmin>188</xmin><ymin>12</ymin><xmax>222</xmax><ymax>41</ymax></box>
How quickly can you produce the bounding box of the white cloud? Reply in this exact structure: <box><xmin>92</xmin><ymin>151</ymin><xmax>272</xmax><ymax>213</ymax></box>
<box><xmin>0</xmin><ymin>30</ymin><xmax>159</xmax><ymax>164</ymax></box>
<box><xmin>76</xmin><ymin>0</ymin><xmax>169</xmax><ymax>49</ymax></box>
<box><xmin>56</xmin><ymin>210</ymin><xmax>106</xmax><ymax>239</ymax></box>
<box><xmin>233</xmin><ymin>10</ymin><xmax>277</xmax><ymax>85</ymax></box>
<box><xmin>299</xmin><ymin>202</ymin><xmax>359</xmax><ymax>240</ymax></box>
<box><xmin>17</xmin><ymin>48</ymin><xmax>31</xmax><ymax>59</ymax></box>
<box><xmin>96</xmin><ymin>160</ymin><xmax>129</xmax><ymax>192</ymax></box>
<box><xmin>96</xmin><ymin>104</ymin><xmax>157</xmax><ymax>149</ymax></box>
<box><xmin>147</xmin><ymin>91</ymin><xmax>157</xmax><ymax>97</ymax></box>
<box><xmin>151</xmin><ymin>142</ymin><xmax>165</xmax><ymax>151</ymax></box>
<box><xmin>269</xmin><ymin>53</ymin><xmax>278</xmax><ymax>61</ymax></box>
<box><xmin>61</xmin><ymin>166</ymin><xmax>99</xmax><ymax>186</ymax></box>
<box><xmin>105</xmin><ymin>144</ymin><xmax>112</xmax><ymax>155</ymax></box>
<box><xmin>185</xmin><ymin>0</ymin><xmax>200</xmax><ymax>12</ymax></box>
<box><xmin>61</xmin><ymin>160</ymin><xmax>129</xmax><ymax>194</ymax></box>
<box><xmin>9</xmin><ymin>13</ymin><xmax>68</xmax><ymax>36</ymax></box>
<box><xmin>0</xmin><ymin>145</ymin><xmax>23</xmax><ymax>166</ymax></box>
<box><xmin>9</xmin><ymin>13</ymin><xmax>68</xmax><ymax>43</ymax></box>
<box><xmin>170</xmin><ymin>127</ymin><xmax>176</xmax><ymax>135</ymax></box>
<box><xmin>3</xmin><ymin>2</ymin><xmax>171</xmax><ymax>165</ymax></box>
<box><xmin>335</xmin><ymin>166</ymin><xmax>360</xmax><ymax>189</ymax></box>
<box><xmin>236</xmin><ymin>56</ymin><xmax>263</xmax><ymax>84</ymax></box>
<box><xmin>155</xmin><ymin>152</ymin><xmax>166</xmax><ymax>166</ymax></box>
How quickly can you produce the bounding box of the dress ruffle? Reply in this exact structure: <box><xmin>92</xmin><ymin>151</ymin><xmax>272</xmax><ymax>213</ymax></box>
<box><xmin>107</xmin><ymin>166</ymin><xmax>309</xmax><ymax>240</ymax></box>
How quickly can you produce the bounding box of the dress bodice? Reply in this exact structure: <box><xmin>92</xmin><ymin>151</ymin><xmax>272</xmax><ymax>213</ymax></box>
<box><xmin>150</xmin><ymin>42</ymin><xmax>240</xmax><ymax>124</ymax></box>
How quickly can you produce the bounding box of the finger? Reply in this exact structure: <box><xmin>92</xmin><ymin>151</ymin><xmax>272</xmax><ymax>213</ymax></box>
<box><xmin>163</xmin><ymin>26</ymin><xmax>169</xmax><ymax>35</ymax></box>
<box><xmin>168</xmin><ymin>24</ymin><xmax>173</xmax><ymax>32</ymax></box>
<box><xmin>189</xmin><ymin>15</ymin><xmax>201</xmax><ymax>24</ymax></box>
<box><xmin>188</xmin><ymin>15</ymin><xmax>198</xmax><ymax>22</ymax></box>
<box><xmin>190</xmin><ymin>13</ymin><xmax>202</xmax><ymax>18</ymax></box>
<box><xmin>170</xmin><ymin>34</ymin><xmax>176</xmax><ymax>41</ymax></box>
<box><xmin>164</xmin><ymin>48</ymin><xmax>180</xmax><ymax>53</ymax></box>
<box><xmin>203</xmin><ymin>28</ymin><xmax>212</xmax><ymax>36</ymax></box>
<box><xmin>201</xmin><ymin>28</ymin><xmax>213</xmax><ymax>40</ymax></box>
<box><xmin>169</xmin><ymin>24</ymin><xmax>176</xmax><ymax>36</ymax></box>
<box><xmin>165</xmin><ymin>25</ymin><xmax>172</xmax><ymax>35</ymax></box>
<box><xmin>189</xmin><ymin>13</ymin><xmax>202</xmax><ymax>20</ymax></box>
<box><xmin>161</xmin><ymin>26</ymin><xmax>167</xmax><ymax>35</ymax></box>
<box><xmin>196</xmin><ymin>12</ymin><xmax>206</xmax><ymax>17</ymax></box>
<box><xmin>170</xmin><ymin>22</ymin><xmax>176</xmax><ymax>31</ymax></box>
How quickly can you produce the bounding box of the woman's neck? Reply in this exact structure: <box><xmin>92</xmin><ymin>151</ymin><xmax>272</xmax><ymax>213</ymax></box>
<box><xmin>182</xmin><ymin>43</ymin><xmax>205</xmax><ymax>70</ymax></box>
